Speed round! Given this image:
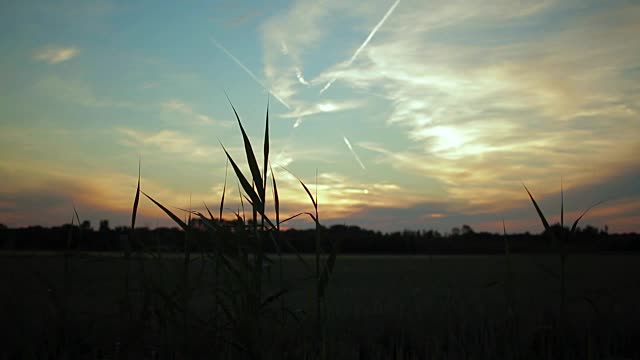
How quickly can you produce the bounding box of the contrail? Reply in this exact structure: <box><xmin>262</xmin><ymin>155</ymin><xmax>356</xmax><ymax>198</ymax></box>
<box><xmin>295</xmin><ymin>67</ymin><xmax>310</xmax><ymax>85</ymax></box>
<box><xmin>319</xmin><ymin>79</ymin><xmax>335</xmax><ymax>93</ymax></box>
<box><xmin>320</xmin><ymin>0</ymin><xmax>401</xmax><ymax>93</ymax></box>
<box><xmin>210</xmin><ymin>36</ymin><xmax>291</xmax><ymax>109</ymax></box>
<box><xmin>346</xmin><ymin>0</ymin><xmax>401</xmax><ymax>67</ymax></box>
<box><xmin>343</xmin><ymin>136</ymin><xmax>366</xmax><ymax>170</ymax></box>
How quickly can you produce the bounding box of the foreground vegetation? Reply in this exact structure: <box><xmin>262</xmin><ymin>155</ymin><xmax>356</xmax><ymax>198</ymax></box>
<box><xmin>2</xmin><ymin>103</ymin><xmax>638</xmax><ymax>359</ymax></box>
<box><xmin>2</xmin><ymin>253</ymin><xmax>640</xmax><ymax>359</ymax></box>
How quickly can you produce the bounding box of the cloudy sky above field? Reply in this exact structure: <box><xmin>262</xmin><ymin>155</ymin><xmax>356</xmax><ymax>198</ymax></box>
<box><xmin>1</xmin><ymin>0</ymin><xmax>639</xmax><ymax>233</ymax></box>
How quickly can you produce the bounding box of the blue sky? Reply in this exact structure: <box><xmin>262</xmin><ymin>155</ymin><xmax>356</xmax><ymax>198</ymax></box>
<box><xmin>1</xmin><ymin>0</ymin><xmax>639</xmax><ymax>233</ymax></box>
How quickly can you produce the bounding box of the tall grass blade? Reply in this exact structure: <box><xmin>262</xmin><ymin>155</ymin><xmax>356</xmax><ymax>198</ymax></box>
<box><xmin>72</xmin><ymin>204</ymin><xmax>81</xmax><ymax>227</ymax></box>
<box><xmin>224</xmin><ymin>95</ymin><xmax>264</xmax><ymax>203</ymax></box>
<box><xmin>281</xmin><ymin>167</ymin><xmax>317</xmax><ymax>209</ymax></box>
<box><xmin>220</xmin><ymin>159</ymin><xmax>228</xmax><ymax>222</ymax></box>
<box><xmin>188</xmin><ymin>193</ymin><xmax>192</xmax><ymax>226</ymax></box>
<box><xmin>523</xmin><ymin>184</ymin><xmax>552</xmax><ymax>234</ymax></box>
<box><xmin>242</xmin><ymin>194</ymin><xmax>253</xmax><ymax>207</ymax></box>
<box><xmin>263</xmin><ymin>101</ymin><xmax>269</xmax><ymax>193</ymax></box>
<box><xmin>132</xmin><ymin>161</ymin><xmax>141</xmax><ymax>230</ymax></box>
<box><xmin>570</xmin><ymin>200</ymin><xmax>605</xmax><ymax>234</ymax></box>
<box><xmin>301</xmin><ymin>179</ymin><xmax>317</xmax><ymax>209</ymax></box>
<box><xmin>238</xmin><ymin>183</ymin><xmax>246</xmax><ymax>222</ymax></box>
<box><xmin>281</xmin><ymin>212</ymin><xmax>316</xmax><ymax>224</ymax></box>
<box><xmin>221</xmin><ymin>145</ymin><xmax>262</xmax><ymax>212</ymax></box>
<box><xmin>270</xmin><ymin>164</ymin><xmax>279</xmax><ymax>227</ymax></box>
<box><xmin>261</xmin><ymin>288</ymin><xmax>289</xmax><ymax>310</ymax></box>
<box><xmin>203</xmin><ymin>202</ymin><xmax>215</xmax><ymax>222</ymax></box>
<box><xmin>141</xmin><ymin>191</ymin><xmax>188</xmax><ymax>231</ymax></box>
<box><xmin>561</xmin><ymin>179</ymin><xmax>564</xmax><ymax>233</ymax></box>
<box><xmin>502</xmin><ymin>219</ymin><xmax>511</xmax><ymax>258</ymax></box>
<box><xmin>192</xmin><ymin>212</ymin><xmax>220</xmax><ymax>231</ymax></box>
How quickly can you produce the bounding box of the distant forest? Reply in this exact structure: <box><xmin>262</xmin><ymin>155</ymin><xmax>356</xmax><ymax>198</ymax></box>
<box><xmin>1</xmin><ymin>219</ymin><xmax>638</xmax><ymax>254</ymax></box>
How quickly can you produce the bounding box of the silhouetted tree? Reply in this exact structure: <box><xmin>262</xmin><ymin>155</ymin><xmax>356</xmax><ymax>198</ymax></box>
<box><xmin>99</xmin><ymin>219</ymin><xmax>110</xmax><ymax>232</ymax></box>
<box><xmin>450</xmin><ymin>227</ymin><xmax>460</xmax><ymax>237</ymax></box>
<box><xmin>461</xmin><ymin>224</ymin><xmax>474</xmax><ymax>236</ymax></box>
<box><xmin>542</xmin><ymin>223</ymin><xmax>570</xmax><ymax>240</ymax></box>
<box><xmin>80</xmin><ymin>220</ymin><xmax>92</xmax><ymax>231</ymax></box>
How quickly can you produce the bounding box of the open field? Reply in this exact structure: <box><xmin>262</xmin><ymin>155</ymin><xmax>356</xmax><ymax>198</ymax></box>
<box><xmin>2</xmin><ymin>252</ymin><xmax>639</xmax><ymax>359</ymax></box>
<box><xmin>1</xmin><ymin>104</ymin><xmax>637</xmax><ymax>359</ymax></box>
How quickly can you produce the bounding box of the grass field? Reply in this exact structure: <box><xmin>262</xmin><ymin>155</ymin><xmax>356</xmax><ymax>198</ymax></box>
<box><xmin>2</xmin><ymin>252</ymin><xmax>639</xmax><ymax>359</ymax></box>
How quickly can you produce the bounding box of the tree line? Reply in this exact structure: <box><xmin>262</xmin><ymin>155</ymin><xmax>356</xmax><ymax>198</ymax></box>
<box><xmin>0</xmin><ymin>220</ymin><xmax>637</xmax><ymax>254</ymax></box>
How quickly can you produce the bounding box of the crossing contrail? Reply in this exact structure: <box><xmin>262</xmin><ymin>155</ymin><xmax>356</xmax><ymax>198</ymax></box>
<box><xmin>210</xmin><ymin>36</ymin><xmax>291</xmax><ymax>109</ymax></box>
<box><xmin>343</xmin><ymin>136</ymin><xmax>366</xmax><ymax>170</ymax></box>
<box><xmin>320</xmin><ymin>0</ymin><xmax>401</xmax><ymax>93</ymax></box>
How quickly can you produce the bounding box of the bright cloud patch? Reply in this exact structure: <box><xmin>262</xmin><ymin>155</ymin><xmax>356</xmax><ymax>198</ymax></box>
<box><xmin>34</xmin><ymin>45</ymin><xmax>79</xmax><ymax>64</ymax></box>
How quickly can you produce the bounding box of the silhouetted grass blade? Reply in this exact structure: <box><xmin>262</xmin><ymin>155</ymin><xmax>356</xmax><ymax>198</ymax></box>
<box><xmin>261</xmin><ymin>288</ymin><xmax>289</xmax><ymax>310</ymax></box>
<box><xmin>571</xmin><ymin>200</ymin><xmax>605</xmax><ymax>234</ymax></box>
<box><xmin>281</xmin><ymin>167</ymin><xmax>317</xmax><ymax>209</ymax></box>
<box><xmin>192</xmin><ymin>212</ymin><xmax>220</xmax><ymax>232</ymax></box>
<box><xmin>270</xmin><ymin>164</ymin><xmax>279</xmax><ymax>227</ymax></box>
<box><xmin>225</xmin><ymin>96</ymin><xmax>264</xmax><ymax>203</ymax></box>
<box><xmin>141</xmin><ymin>191</ymin><xmax>188</xmax><ymax>231</ymax></box>
<box><xmin>221</xmin><ymin>145</ymin><xmax>263</xmax><ymax>212</ymax></box>
<box><xmin>523</xmin><ymin>184</ymin><xmax>551</xmax><ymax>233</ymax></box>
<box><xmin>281</xmin><ymin>212</ymin><xmax>316</xmax><ymax>224</ymax></box>
<box><xmin>263</xmin><ymin>101</ymin><xmax>269</xmax><ymax>193</ymax></box>
<box><xmin>561</xmin><ymin>179</ymin><xmax>564</xmax><ymax>233</ymax></box>
<box><xmin>242</xmin><ymin>194</ymin><xmax>253</xmax><ymax>207</ymax></box>
<box><xmin>131</xmin><ymin>160</ymin><xmax>141</xmax><ymax>230</ymax></box>
<box><xmin>300</xmin><ymin>179</ymin><xmax>317</xmax><ymax>209</ymax></box>
<box><xmin>220</xmin><ymin>159</ymin><xmax>228</xmax><ymax>222</ymax></box>
<box><xmin>203</xmin><ymin>202</ymin><xmax>215</xmax><ymax>222</ymax></box>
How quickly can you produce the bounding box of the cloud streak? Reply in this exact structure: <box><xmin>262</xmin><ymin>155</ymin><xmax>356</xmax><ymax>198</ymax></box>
<box><xmin>210</xmin><ymin>36</ymin><xmax>291</xmax><ymax>109</ymax></box>
<box><xmin>118</xmin><ymin>128</ymin><xmax>224</xmax><ymax>160</ymax></box>
<box><xmin>343</xmin><ymin>136</ymin><xmax>366</xmax><ymax>170</ymax></box>
<box><xmin>163</xmin><ymin>99</ymin><xmax>230</xmax><ymax>126</ymax></box>
<box><xmin>279</xmin><ymin>100</ymin><xmax>362</xmax><ymax>119</ymax></box>
<box><xmin>34</xmin><ymin>45</ymin><xmax>79</xmax><ymax>64</ymax></box>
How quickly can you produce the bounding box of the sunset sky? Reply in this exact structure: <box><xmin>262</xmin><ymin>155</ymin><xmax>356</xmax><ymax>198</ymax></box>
<box><xmin>1</xmin><ymin>0</ymin><xmax>638</xmax><ymax>233</ymax></box>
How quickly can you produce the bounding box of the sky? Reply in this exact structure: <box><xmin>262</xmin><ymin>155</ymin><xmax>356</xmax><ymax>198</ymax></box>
<box><xmin>1</xmin><ymin>0</ymin><xmax>639</xmax><ymax>233</ymax></box>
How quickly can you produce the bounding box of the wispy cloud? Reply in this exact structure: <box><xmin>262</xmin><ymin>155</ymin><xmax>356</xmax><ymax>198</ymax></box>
<box><xmin>279</xmin><ymin>100</ymin><xmax>362</xmax><ymax>119</ymax></box>
<box><xmin>210</xmin><ymin>36</ymin><xmax>291</xmax><ymax>109</ymax></box>
<box><xmin>118</xmin><ymin>128</ymin><xmax>222</xmax><ymax>160</ymax></box>
<box><xmin>34</xmin><ymin>45</ymin><xmax>79</xmax><ymax>64</ymax></box>
<box><xmin>162</xmin><ymin>99</ymin><xmax>230</xmax><ymax>126</ymax></box>
<box><xmin>35</xmin><ymin>75</ymin><xmax>141</xmax><ymax>109</ymax></box>
<box><xmin>0</xmin><ymin>160</ymin><xmax>218</xmax><ymax>228</ymax></box>
<box><xmin>260</xmin><ymin>0</ymin><xmax>348</xmax><ymax>108</ymax></box>
<box><xmin>269</xmin><ymin>169</ymin><xmax>430</xmax><ymax>221</ymax></box>
<box><xmin>309</xmin><ymin>1</ymin><xmax>640</xmax><ymax>216</ymax></box>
